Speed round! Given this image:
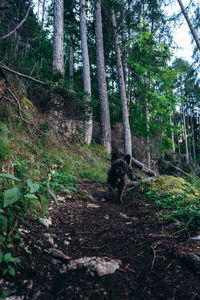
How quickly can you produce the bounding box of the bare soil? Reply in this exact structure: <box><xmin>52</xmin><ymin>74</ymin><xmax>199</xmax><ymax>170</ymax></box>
<box><xmin>1</xmin><ymin>180</ymin><xmax>200</xmax><ymax>300</ymax></box>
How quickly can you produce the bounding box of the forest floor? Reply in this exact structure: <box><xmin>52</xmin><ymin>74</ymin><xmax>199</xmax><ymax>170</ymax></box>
<box><xmin>1</xmin><ymin>179</ymin><xmax>200</xmax><ymax>300</ymax></box>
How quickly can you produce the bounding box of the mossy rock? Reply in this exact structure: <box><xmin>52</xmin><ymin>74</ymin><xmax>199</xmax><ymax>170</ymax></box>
<box><xmin>146</xmin><ymin>176</ymin><xmax>199</xmax><ymax>201</ymax></box>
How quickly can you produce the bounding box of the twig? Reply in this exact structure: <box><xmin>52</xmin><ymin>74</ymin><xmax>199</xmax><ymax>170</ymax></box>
<box><xmin>7</xmin><ymin>88</ymin><xmax>32</xmax><ymax>124</ymax></box>
<box><xmin>151</xmin><ymin>245</ymin><xmax>157</xmax><ymax>271</ymax></box>
<box><xmin>0</xmin><ymin>1</ymin><xmax>33</xmax><ymax>40</ymax></box>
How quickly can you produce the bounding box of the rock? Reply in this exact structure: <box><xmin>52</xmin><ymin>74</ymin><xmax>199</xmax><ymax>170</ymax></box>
<box><xmin>39</xmin><ymin>218</ymin><xmax>52</xmax><ymax>229</ymax></box>
<box><xmin>181</xmin><ymin>253</ymin><xmax>200</xmax><ymax>273</ymax></box>
<box><xmin>87</xmin><ymin>203</ymin><xmax>100</xmax><ymax>208</ymax></box>
<box><xmin>64</xmin><ymin>240</ymin><xmax>70</xmax><ymax>246</ymax></box>
<box><xmin>44</xmin><ymin>248</ymin><xmax>71</xmax><ymax>260</ymax></box>
<box><xmin>191</xmin><ymin>235</ymin><xmax>200</xmax><ymax>241</ymax></box>
<box><xmin>104</xmin><ymin>215</ymin><xmax>110</xmax><ymax>220</ymax></box>
<box><xmin>68</xmin><ymin>256</ymin><xmax>121</xmax><ymax>277</ymax></box>
<box><xmin>120</xmin><ymin>213</ymin><xmax>129</xmax><ymax>219</ymax></box>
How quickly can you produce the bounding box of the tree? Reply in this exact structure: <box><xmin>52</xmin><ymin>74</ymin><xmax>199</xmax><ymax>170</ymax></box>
<box><xmin>111</xmin><ymin>7</ymin><xmax>132</xmax><ymax>156</ymax></box>
<box><xmin>52</xmin><ymin>0</ymin><xmax>64</xmax><ymax>74</ymax></box>
<box><xmin>80</xmin><ymin>0</ymin><xmax>93</xmax><ymax>144</ymax></box>
<box><xmin>177</xmin><ymin>0</ymin><xmax>200</xmax><ymax>52</ymax></box>
<box><xmin>128</xmin><ymin>28</ymin><xmax>177</xmax><ymax>163</ymax></box>
<box><xmin>0</xmin><ymin>0</ymin><xmax>33</xmax><ymax>41</ymax></box>
<box><xmin>95</xmin><ymin>0</ymin><xmax>111</xmax><ymax>153</ymax></box>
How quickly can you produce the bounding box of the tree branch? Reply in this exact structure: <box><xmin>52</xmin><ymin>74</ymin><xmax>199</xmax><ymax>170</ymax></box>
<box><xmin>0</xmin><ymin>63</ymin><xmax>46</xmax><ymax>85</ymax></box>
<box><xmin>0</xmin><ymin>0</ymin><xmax>33</xmax><ymax>41</ymax></box>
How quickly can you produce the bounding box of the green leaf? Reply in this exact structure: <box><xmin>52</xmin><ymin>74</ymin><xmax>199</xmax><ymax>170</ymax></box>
<box><xmin>0</xmin><ymin>251</ymin><xmax>3</xmax><ymax>263</ymax></box>
<box><xmin>0</xmin><ymin>174</ymin><xmax>21</xmax><ymax>182</ymax></box>
<box><xmin>0</xmin><ymin>215</ymin><xmax>7</xmax><ymax>226</ymax></box>
<box><xmin>26</xmin><ymin>179</ymin><xmax>40</xmax><ymax>193</ymax></box>
<box><xmin>48</xmin><ymin>187</ymin><xmax>58</xmax><ymax>204</ymax></box>
<box><xmin>4</xmin><ymin>253</ymin><xmax>15</xmax><ymax>263</ymax></box>
<box><xmin>39</xmin><ymin>193</ymin><xmax>49</xmax><ymax>216</ymax></box>
<box><xmin>8</xmin><ymin>265</ymin><xmax>15</xmax><ymax>276</ymax></box>
<box><xmin>24</xmin><ymin>193</ymin><xmax>38</xmax><ymax>200</ymax></box>
<box><xmin>3</xmin><ymin>188</ymin><xmax>22</xmax><ymax>207</ymax></box>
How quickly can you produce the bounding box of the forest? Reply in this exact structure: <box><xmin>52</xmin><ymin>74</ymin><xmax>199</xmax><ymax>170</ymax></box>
<box><xmin>0</xmin><ymin>0</ymin><xmax>200</xmax><ymax>299</ymax></box>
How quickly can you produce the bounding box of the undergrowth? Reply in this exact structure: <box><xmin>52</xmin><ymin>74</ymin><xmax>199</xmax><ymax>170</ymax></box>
<box><xmin>0</xmin><ymin>103</ymin><xmax>109</xmax><ymax>282</ymax></box>
<box><xmin>144</xmin><ymin>188</ymin><xmax>200</xmax><ymax>230</ymax></box>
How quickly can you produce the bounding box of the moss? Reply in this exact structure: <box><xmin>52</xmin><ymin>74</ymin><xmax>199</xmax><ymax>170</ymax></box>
<box><xmin>147</xmin><ymin>176</ymin><xmax>199</xmax><ymax>201</ymax></box>
<box><xmin>22</xmin><ymin>96</ymin><xmax>36</xmax><ymax>112</ymax></box>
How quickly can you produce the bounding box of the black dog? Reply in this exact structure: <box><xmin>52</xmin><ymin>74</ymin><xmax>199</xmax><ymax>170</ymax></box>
<box><xmin>107</xmin><ymin>152</ymin><xmax>135</xmax><ymax>203</ymax></box>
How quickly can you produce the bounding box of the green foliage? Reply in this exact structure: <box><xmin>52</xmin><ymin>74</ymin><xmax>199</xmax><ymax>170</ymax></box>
<box><xmin>144</xmin><ymin>181</ymin><xmax>200</xmax><ymax>230</ymax></box>
<box><xmin>128</xmin><ymin>29</ymin><xmax>177</xmax><ymax>150</ymax></box>
<box><xmin>0</xmin><ymin>251</ymin><xmax>20</xmax><ymax>276</ymax></box>
<box><xmin>0</xmin><ymin>123</ymin><xmax>12</xmax><ymax>159</ymax></box>
<box><xmin>0</xmin><ymin>173</ymin><xmax>57</xmax><ymax>254</ymax></box>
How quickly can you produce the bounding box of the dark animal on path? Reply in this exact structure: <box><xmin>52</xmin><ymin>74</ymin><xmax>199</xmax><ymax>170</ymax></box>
<box><xmin>107</xmin><ymin>153</ymin><xmax>136</xmax><ymax>203</ymax></box>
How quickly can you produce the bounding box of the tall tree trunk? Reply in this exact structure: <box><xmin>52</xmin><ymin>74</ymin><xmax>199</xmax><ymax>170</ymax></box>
<box><xmin>95</xmin><ymin>0</ymin><xmax>111</xmax><ymax>153</ymax></box>
<box><xmin>182</xmin><ymin>102</ymin><xmax>189</xmax><ymax>164</ymax></box>
<box><xmin>170</xmin><ymin>116</ymin><xmax>176</xmax><ymax>160</ymax></box>
<box><xmin>110</xmin><ymin>8</ymin><xmax>132</xmax><ymax>156</ymax></box>
<box><xmin>52</xmin><ymin>0</ymin><xmax>64</xmax><ymax>74</ymax></box>
<box><xmin>177</xmin><ymin>0</ymin><xmax>200</xmax><ymax>52</ymax></box>
<box><xmin>37</xmin><ymin>0</ymin><xmax>40</xmax><ymax>20</ymax></box>
<box><xmin>80</xmin><ymin>0</ymin><xmax>93</xmax><ymax>144</ymax></box>
<box><xmin>146</xmin><ymin>101</ymin><xmax>151</xmax><ymax>169</ymax></box>
<box><xmin>69</xmin><ymin>39</ymin><xmax>74</xmax><ymax>91</ymax></box>
<box><xmin>191</xmin><ymin>114</ymin><xmax>196</xmax><ymax>162</ymax></box>
<box><xmin>41</xmin><ymin>0</ymin><xmax>46</xmax><ymax>29</ymax></box>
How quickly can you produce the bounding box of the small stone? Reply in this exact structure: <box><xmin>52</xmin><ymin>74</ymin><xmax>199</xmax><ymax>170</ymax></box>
<box><xmin>87</xmin><ymin>203</ymin><xmax>100</xmax><ymax>208</ymax></box>
<box><xmin>64</xmin><ymin>240</ymin><xmax>70</xmax><ymax>246</ymax></box>
<box><xmin>39</xmin><ymin>218</ymin><xmax>52</xmax><ymax>229</ymax></box>
<box><xmin>191</xmin><ymin>235</ymin><xmax>200</xmax><ymax>241</ymax></box>
<box><xmin>104</xmin><ymin>215</ymin><xmax>110</xmax><ymax>220</ymax></box>
<box><xmin>68</xmin><ymin>256</ymin><xmax>121</xmax><ymax>277</ymax></box>
<box><xmin>120</xmin><ymin>213</ymin><xmax>129</xmax><ymax>219</ymax></box>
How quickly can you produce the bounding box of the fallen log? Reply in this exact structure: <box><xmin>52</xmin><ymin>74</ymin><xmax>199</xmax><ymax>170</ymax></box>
<box><xmin>166</xmin><ymin>162</ymin><xmax>190</xmax><ymax>177</ymax></box>
<box><xmin>131</xmin><ymin>156</ymin><xmax>156</xmax><ymax>177</ymax></box>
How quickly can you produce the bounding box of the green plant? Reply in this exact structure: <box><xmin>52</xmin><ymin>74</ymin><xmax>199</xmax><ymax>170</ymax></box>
<box><xmin>0</xmin><ymin>251</ymin><xmax>20</xmax><ymax>276</ymax></box>
<box><xmin>46</xmin><ymin>165</ymin><xmax>77</xmax><ymax>193</ymax></box>
<box><xmin>0</xmin><ymin>173</ymin><xmax>57</xmax><ymax>250</ymax></box>
<box><xmin>0</xmin><ymin>123</ymin><xmax>12</xmax><ymax>159</ymax></box>
<box><xmin>144</xmin><ymin>189</ymin><xmax>200</xmax><ymax>230</ymax></box>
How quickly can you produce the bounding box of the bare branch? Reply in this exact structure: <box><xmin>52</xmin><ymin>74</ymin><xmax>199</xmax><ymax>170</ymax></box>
<box><xmin>0</xmin><ymin>0</ymin><xmax>33</xmax><ymax>41</ymax></box>
<box><xmin>0</xmin><ymin>63</ymin><xmax>46</xmax><ymax>85</ymax></box>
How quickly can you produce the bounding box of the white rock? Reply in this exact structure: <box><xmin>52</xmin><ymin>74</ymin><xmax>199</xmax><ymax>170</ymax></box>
<box><xmin>87</xmin><ymin>203</ymin><xmax>100</xmax><ymax>208</ymax></box>
<box><xmin>68</xmin><ymin>256</ymin><xmax>121</xmax><ymax>276</ymax></box>
<box><xmin>191</xmin><ymin>235</ymin><xmax>200</xmax><ymax>240</ymax></box>
<box><xmin>39</xmin><ymin>218</ymin><xmax>52</xmax><ymax>228</ymax></box>
<box><xmin>104</xmin><ymin>215</ymin><xmax>110</xmax><ymax>220</ymax></box>
<box><xmin>120</xmin><ymin>213</ymin><xmax>129</xmax><ymax>219</ymax></box>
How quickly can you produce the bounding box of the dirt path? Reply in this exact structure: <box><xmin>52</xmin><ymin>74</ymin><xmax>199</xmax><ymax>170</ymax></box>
<box><xmin>1</xmin><ymin>180</ymin><xmax>200</xmax><ymax>299</ymax></box>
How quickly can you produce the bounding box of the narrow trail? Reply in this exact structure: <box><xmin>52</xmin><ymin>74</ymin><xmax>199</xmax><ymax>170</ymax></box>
<box><xmin>1</xmin><ymin>180</ymin><xmax>200</xmax><ymax>299</ymax></box>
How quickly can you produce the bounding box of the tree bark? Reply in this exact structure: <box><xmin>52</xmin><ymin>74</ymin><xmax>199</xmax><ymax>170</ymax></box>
<box><xmin>177</xmin><ymin>0</ymin><xmax>200</xmax><ymax>52</ymax></box>
<box><xmin>69</xmin><ymin>40</ymin><xmax>74</xmax><ymax>91</ymax></box>
<box><xmin>131</xmin><ymin>156</ymin><xmax>156</xmax><ymax>177</ymax></box>
<box><xmin>41</xmin><ymin>0</ymin><xmax>46</xmax><ymax>29</ymax></box>
<box><xmin>110</xmin><ymin>8</ymin><xmax>132</xmax><ymax>156</ymax></box>
<box><xmin>52</xmin><ymin>0</ymin><xmax>64</xmax><ymax>75</ymax></box>
<box><xmin>80</xmin><ymin>0</ymin><xmax>93</xmax><ymax>144</ymax></box>
<box><xmin>95</xmin><ymin>0</ymin><xmax>111</xmax><ymax>153</ymax></box>
<box><xmin>182</xmin><ymin>102</ymin><xmax>189</xmax><ymax>164</ymax></box>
